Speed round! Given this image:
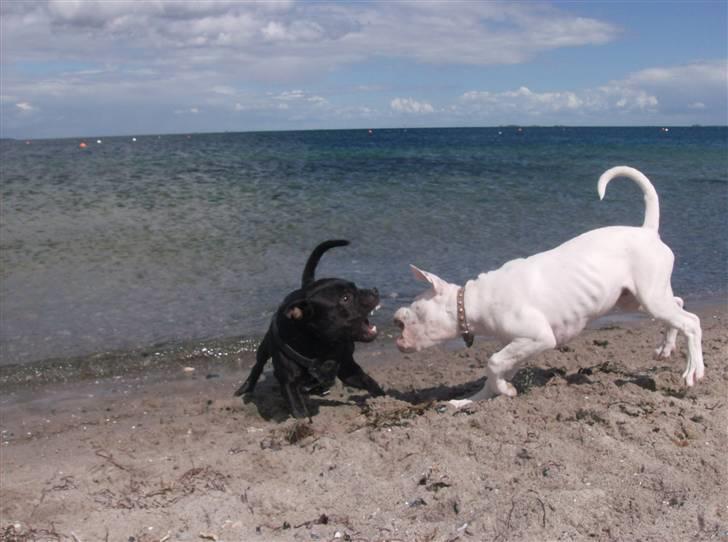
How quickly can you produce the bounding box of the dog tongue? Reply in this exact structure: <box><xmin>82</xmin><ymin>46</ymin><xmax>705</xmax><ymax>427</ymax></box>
<box><xmin>363</xmin><ymin>320</ymin><xmax>377</xmax><ymax>336</ymax></box>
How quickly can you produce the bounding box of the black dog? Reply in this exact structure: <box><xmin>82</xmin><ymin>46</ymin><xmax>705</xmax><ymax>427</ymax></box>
<box><xmin>235</xmin><ymin>240</ymin><xmax>384</xmax><ymax>418</ymax></box>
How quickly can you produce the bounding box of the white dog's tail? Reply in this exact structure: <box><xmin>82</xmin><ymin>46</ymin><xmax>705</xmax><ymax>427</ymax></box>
<box><xmin>598</xmin><ymin>166</ymin><xmax>660</xmax><ymax>231</ymax></box>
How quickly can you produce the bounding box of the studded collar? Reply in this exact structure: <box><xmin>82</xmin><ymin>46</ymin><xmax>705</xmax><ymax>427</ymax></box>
<box><xmin>457</xmin><ymin>284</ymin><xmax>474</xmax><ymax>348</ymax></box>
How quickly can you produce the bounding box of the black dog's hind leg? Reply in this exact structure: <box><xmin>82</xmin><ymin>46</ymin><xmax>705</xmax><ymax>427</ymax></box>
<box><xmin>338</xmin><ymin>352</ymin><xmax>385</xmax><ymax>397</ymax></box>
<box><xmin>234</xmin><ymin>330</ymin><xmax>272</xmax><ymax>396</ymax></box>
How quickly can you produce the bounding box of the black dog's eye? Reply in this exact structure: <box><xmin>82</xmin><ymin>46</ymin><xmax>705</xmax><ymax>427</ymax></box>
<box><xmin>340</xmin><ymin>293</ymin><xmax>352</xmax><ymax>304</ymax></box>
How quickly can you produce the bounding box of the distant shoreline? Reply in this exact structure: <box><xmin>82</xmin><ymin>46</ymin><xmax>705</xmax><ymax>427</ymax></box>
<box><xmin>4</xmin><ymin>124</ymin><xmax>727</xmax><ymax>142</ymax></box>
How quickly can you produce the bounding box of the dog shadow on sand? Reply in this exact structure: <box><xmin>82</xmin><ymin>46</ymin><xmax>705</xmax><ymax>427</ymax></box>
<box><xmin>240</xmin><ymin>363</ymin><xmax>627</xmax><ymax>421</ymax></box>
<box><xmin>240</xmin><ymin>366</ymin><xmax>584</xmax><ymax>422</ymax></box>
<box><xmin>238</xmin><ymin>372</ymin><xmax>378</xmax><ymax>422</ymax></box>
<box><xmin>385</xmin><ymin>366</ymin><xmax>567</xmax><ymax>405</ymax></box>
<box><xmin>240</xmin><ymin>361</ymin><xmax>668</xmax><ymax>423</ymax></box>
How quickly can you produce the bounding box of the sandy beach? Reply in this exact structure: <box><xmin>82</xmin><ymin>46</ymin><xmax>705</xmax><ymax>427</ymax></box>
<box><xmin>1</xmin><ymin>304</ymin><xmax>726</xmax><ymax>542</ymax></box>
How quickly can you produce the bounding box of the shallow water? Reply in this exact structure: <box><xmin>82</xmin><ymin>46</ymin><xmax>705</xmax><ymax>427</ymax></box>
<box><xmin>1</xmin><ymin>127</ymin><xmax>726</xmax><ymax>367</ymax></box>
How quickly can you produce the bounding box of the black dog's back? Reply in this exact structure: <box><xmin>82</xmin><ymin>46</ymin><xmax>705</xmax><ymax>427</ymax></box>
<box><xmin>234</xmin><ymin>240</ymin><xmax>350</xmax><ymax>398</ymax></box>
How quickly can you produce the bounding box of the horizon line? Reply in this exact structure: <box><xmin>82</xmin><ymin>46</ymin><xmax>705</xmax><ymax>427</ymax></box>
<box><xmin>3</xmin><ymin>124</ymin><xmax>726</xmax><ymax>142</ymax></box>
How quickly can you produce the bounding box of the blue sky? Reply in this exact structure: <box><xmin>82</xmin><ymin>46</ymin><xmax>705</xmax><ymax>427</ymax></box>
<box><xmin>1</xmin><ymin>0</ymin><xmax>726</xmax><ymax>139</ymax></box>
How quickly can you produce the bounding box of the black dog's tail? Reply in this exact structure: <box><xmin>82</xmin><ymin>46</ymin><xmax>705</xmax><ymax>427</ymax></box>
<box><xmin>301</xmin><ymin>239</ymin><xmax>350</xmax><ymax>287</ymax></box>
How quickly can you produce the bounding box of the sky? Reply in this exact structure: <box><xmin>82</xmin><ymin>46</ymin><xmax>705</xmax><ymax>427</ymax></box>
<box><xmin>1</xmin><ymin>0</ymin><xmax>726</xmax><ymax>139</ymax></box>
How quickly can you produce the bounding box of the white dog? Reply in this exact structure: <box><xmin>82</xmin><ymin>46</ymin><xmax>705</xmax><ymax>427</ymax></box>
<box><xmin>393</xmin><ymin>166</ymin><xmax>704</xmax><ymax>402</ymax></box>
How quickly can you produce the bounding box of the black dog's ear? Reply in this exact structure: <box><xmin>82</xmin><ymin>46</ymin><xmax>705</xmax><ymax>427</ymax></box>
<box><xmin>284</xmin><ymin>300</ymin><xmax>311</xmax><ymax>320</ymax></box>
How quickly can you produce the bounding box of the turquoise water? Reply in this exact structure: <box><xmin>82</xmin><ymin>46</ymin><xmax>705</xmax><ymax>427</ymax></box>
<box><xmin>1</xmin><ymin>127</ymin><xmax>726</xmax><ymax>366</ymax></box>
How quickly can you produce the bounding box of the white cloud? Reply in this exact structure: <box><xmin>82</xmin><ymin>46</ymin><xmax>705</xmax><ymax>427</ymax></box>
<box><xmin>270</xmin><ymin>90</ymin><xmax>328</xmax><ymax>106</ymax></box>
<box><xmin>626</xmin><ymin>62</ymin><xmax>727</xmax><ymax>87</ymax></box>
<box><xmin>462</xmin><ymin>87</ymin><xmax>585</xmax><ymax>113</ymax></box>
<box><xmin>1</xmin><ymin>1</ymin><xmax>619</xmax><ymax>81</ymax></box>
<box><xmin>212</xmin><ymin>85</ymin><xmax>236</xmax><ymax>95</ymax></box>
<box><xmin>457</xmin><ymin>61</ymin><xmax>726</xmax><ymax>121</ymax></box>
<box><xmin>0</xmin><ymin>1</ymin><xmax>724</xmax><ymax>136</ymax></box>
<box><xmin>391</xmin><ymin>97</ymin><xmax>434</xmax><ymax>114</ymax></box>
<box><xmin>15</xmin><ymin>101</ymin><xmax>37</xmax><ymax>112</ymax></box>
<box><xmin>275</xmin><ymin>90</ymin><xmax>306</xmax><ymax>101</ymax></box>
<box><xmin>307</xmin><ymin>95</ymin><xmax>328</xmax><ymax>106</ymax></box>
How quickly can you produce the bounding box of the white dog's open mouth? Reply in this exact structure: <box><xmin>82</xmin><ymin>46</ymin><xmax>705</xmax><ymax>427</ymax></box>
<box><xmin>393</xmin><ymin>317</ymin><xmax>415</xmax><ymax>352</ymax></box>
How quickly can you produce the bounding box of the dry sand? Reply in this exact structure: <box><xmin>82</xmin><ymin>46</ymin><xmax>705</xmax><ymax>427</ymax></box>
<box><xmin>1</xmin><ymin>304</ymin><xmax>727</xmax><ymax>542</ymax></box>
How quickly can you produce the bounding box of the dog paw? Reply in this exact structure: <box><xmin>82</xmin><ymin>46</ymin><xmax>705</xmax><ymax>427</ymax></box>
<box><xmin>654</xmin><ymin>345</ymin><xmax>674</xmax><ymax>359</ymax></box>
<box><xmin>682</xmin><ymin>365</ymin><xmax>705</xmax><ymax>387</ymax></box>
<box><xmin>501</xmin><ymin>382</ymin><xmax>518</xmax><ymax>397</ymax></box>
<box><xmin>491</xmin><ymin>379</ymin><xmax>517</xmax><ymax>397</ymax></box>
<box><xmin>448</xmin><ymin>399</ymin><xmax>474</xmax><ymax>409</ymax></box>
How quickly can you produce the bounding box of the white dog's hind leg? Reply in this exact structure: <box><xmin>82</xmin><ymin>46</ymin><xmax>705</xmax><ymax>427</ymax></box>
<box><xmin>654</xmin><ymin>296</ymin><xmax>683</xmax><ymax>359</ymax></box>
<box><xmin>640</xmin><ymin>296</ymin><xmax>703</xmax><ymax>386</ymax></box>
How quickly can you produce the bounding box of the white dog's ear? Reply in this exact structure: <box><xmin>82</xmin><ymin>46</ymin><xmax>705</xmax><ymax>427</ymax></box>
<box><xmin>410</xmin><ymin>265</ymin><xmax>446</xmax><ymax>293</ymax></box>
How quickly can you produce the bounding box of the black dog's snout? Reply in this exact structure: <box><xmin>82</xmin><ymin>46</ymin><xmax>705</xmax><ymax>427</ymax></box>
<box><xmin>361</xmin><ymin>287</ymin><xmax>379</xmax><ymax>303</ymax></box>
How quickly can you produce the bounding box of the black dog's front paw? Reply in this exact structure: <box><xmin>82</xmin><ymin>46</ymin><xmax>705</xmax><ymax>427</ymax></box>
<box><xmin>339</xmin><ymin>369</ymin><xmax>385</xmax><ymax>398</ymax></box>
<box><xmin>369</xmin><ymin>382</ymin><xmax>385</xmax><ymax>397</ymax></box>
<box><xmin>363</xmin><ymin>377</ymin><xmax>385</xmax><ymax>397</ymax></box>
<box><xmin>234</xmin><ymin>379</ymin><xmax>254</xmax><ymax>397</ymax></box>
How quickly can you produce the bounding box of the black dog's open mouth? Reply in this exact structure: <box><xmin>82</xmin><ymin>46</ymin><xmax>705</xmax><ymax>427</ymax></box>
<box><xmin>359</xmin><ymin>318</ymin><xmax>378</xmax><ymax>342</ymax></box>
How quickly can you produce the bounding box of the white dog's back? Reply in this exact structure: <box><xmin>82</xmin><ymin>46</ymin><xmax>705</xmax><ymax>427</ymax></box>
<box><xmin>473</xmin><ymin>225</ymin><xmax>670</xmax><ymax>344</ymax></box>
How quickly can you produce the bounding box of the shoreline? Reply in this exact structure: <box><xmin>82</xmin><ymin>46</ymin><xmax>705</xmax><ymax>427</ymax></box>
<box><xmin>2</xmin><ymin>293</ymin><xmax>725</xmax><ymax>395</ymax></box>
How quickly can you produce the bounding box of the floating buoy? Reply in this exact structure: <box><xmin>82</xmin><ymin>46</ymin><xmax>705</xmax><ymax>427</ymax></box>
<box><xmin>132</xmin><ymin>137</ymin><xmax>137</xmax><ymax>142</ymax></box>
<box><xmin>79</xmin><ymin>142</ymin><xmax>88</xmax><ymax>148</ymax></box>
<box><xmin>368</xmin><ymin>129</ymin><xmax>373</xmax><ymax>135</ymax></box>
<box><xmin>25</xmin><ymin>140</ymin><xmax>31</xmax><ymax>145</ymax></box>
<box><xmin>96</xmin><ymin>139</ymin><xmax>102</xmax><ymax>144</ymax></box>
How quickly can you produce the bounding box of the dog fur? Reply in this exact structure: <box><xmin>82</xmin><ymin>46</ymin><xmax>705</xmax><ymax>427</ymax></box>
<box><xmin>235</xmin><ymin>240</ymin><xmax>384</xmax><ymax>418</ymax></box>
<box><xmin>393</xmin><ymin>166</ymin><xmax>704</xmax><ymax>401</ymax></box>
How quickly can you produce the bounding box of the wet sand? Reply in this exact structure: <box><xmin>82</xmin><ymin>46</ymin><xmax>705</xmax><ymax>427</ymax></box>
<box><xmin>1</xmin><ymin>304</ymin><xmax>727</xmax><ymax>541</ymax></box>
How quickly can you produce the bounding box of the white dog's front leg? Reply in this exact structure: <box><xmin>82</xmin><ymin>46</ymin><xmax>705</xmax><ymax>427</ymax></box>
<box><xmin>481</xmin><ymin>335</ymin><xmax>557</xmax><ymax>399</ymax></box>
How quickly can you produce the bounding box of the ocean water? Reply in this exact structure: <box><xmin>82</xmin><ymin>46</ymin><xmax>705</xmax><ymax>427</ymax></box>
<box><xmin>1</xmin><ymin>127</ymin><xmax>727</xmax><ymax>367</ymax></box>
